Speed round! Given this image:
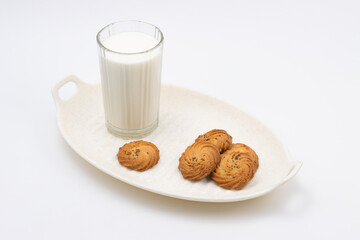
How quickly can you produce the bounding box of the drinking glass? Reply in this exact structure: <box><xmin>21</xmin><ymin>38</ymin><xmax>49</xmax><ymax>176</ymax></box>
<box><xmin>97</xmin><ymin>21</ymin><xmax>164</xmax><ymax>138</ymax></box>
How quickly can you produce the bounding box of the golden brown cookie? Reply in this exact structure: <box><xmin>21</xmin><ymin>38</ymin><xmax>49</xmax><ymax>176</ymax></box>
<box><xmin>195</xmin><ymin>129</ymin><xmax>232</xmax><ymax>153</ymax></box>
<box><xmin>178</xmin><ymin>141</ymin><xmax>221</xmax><ymax>180</ymax></box>
<box><xmin>212</xmin><ymin>144</ymin><xmax>259</xmax><ymax>190</ymax></box>
<box><xmin>223</xmin><ymin>143</ymin><xmax>259</xmax><ymax>169</ymax></box>
<box><xmin>117</xmin><ymin>140</ymin><xmax>160</xmax><ymax>171</ymax></box>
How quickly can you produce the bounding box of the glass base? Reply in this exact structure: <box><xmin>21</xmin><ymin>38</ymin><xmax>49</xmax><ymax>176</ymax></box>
<box><xmin>106</xmin><ymin>120</ymin><xmax>158</xmax><ymax>139</ymax></box>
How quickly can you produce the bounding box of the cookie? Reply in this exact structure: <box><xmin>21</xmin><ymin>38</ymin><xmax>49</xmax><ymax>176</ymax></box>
<box><xmin>195</xmin><ymin>129</ymin><xmax>232</xmax><ymax>153</ymax></box>
<box><xmin>117</xmin><ymin>140</ymin><xmax>160</xmax><ymax>171</ymax></box>
<box><xmin>223</xmin><ymin>143</ymin><xmax>259</xmax><ymax>169</ymax></box>
<box><xmin>212</xmin><ymin>144</ymin><xmax>259</xmax><ymax>190</ymax></box>
<box><xmin>178</xmin><ymin>141</ymin><xmax>221</xmax><ymax>180</ymax></box>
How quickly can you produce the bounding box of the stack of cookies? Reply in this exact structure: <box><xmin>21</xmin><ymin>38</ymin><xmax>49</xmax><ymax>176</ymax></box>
<box><xmin>178</xmin><ymin>129</ymin><xmax>259</xmax><ymax>190</ymax></box>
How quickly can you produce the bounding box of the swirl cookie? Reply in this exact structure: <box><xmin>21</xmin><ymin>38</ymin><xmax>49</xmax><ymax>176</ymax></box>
<box><xmin>117</xmin><ymin>140</ymin><xmax>160</xmax><ymax>171</ymax></box>
<box><xmin>178</xmin><ymin>141</ymin><xmax>221</xmax><ymax>180</ymax></box>
<box><xmin>223</xmin><ymin>143</ymin><xmax>259</xmax><ymax>169</ymax></box>
<box><xmin>195</xmin><ymin>129</ymin><xmax>232</xmax><ymax>153</ymax></box>
<box><xmin>212</xmin><ymin>144</ymin><xmax>259</xmax><ymax>190</ymax></box>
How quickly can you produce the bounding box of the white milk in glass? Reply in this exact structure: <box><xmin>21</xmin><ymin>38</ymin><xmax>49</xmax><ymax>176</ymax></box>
<box><xmin>99</xmin><ymin>32</ymin><xmax>163</xmax><ymax>133</ymax></box>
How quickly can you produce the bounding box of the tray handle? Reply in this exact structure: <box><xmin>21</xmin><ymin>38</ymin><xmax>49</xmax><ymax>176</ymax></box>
<box><xmin>52</xmin><ymin>75</ymin><xmax>85</xmax><ymax>105</ymax></box>
<box><xmin>283</xmin><ymin>160</ymin><xmax>303</xmax><ymax>183</ymax></box>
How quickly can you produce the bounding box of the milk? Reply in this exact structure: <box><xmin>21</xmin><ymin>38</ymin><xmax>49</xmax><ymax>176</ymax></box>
<box><xmin>103</xmin><ymin>32</ymin><xmax>158</xmax><ymax>53</ymax></box>
<box><xmin>98</xmin><ymin>32</ymin><xmax>163</xmax><ymax>134</ymax></box>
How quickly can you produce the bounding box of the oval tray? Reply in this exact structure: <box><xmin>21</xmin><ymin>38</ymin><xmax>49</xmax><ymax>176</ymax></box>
<box><xmin>52</xmin><ymin>75</ymin><xmax>302</xmax><ymax>202</ymax></box>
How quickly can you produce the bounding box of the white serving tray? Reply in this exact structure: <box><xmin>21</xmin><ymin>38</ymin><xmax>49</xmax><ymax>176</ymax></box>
<box><xmin>52</xmin><ymin>75</ymin><xmax>302</xmax><ymax>202</ymax></box>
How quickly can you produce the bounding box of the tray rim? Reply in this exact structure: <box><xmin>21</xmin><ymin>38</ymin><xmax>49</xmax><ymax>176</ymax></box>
<box><xmin>52</xmin><ymin>75</ymin><xmax>303</xmax><ymax>202</ymax></box>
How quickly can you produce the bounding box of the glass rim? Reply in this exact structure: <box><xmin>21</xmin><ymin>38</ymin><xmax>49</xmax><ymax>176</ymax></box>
<box><xmin>96</xmin><ymin>20</ymin><xmax>164</xmax><ymax>55</ymax></box>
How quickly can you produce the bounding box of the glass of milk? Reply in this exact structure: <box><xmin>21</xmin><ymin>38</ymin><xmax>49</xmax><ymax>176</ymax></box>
<box><xmin>97</xmin><ymin>21</ymin><xmax>164</xmax><ymax>138</ymax></box>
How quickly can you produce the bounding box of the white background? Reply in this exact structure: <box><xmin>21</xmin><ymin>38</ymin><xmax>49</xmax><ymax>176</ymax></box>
<box><xmin>1</xmin><ymin>0</ymin><xmax>359</xmax><ymax>239</ymax></box>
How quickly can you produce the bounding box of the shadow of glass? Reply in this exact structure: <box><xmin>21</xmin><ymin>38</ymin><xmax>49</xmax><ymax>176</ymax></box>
<box><xmin>60</xmin><ymin>137</ymin><xmax>309</xmax><ymax>221</ymax></box>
